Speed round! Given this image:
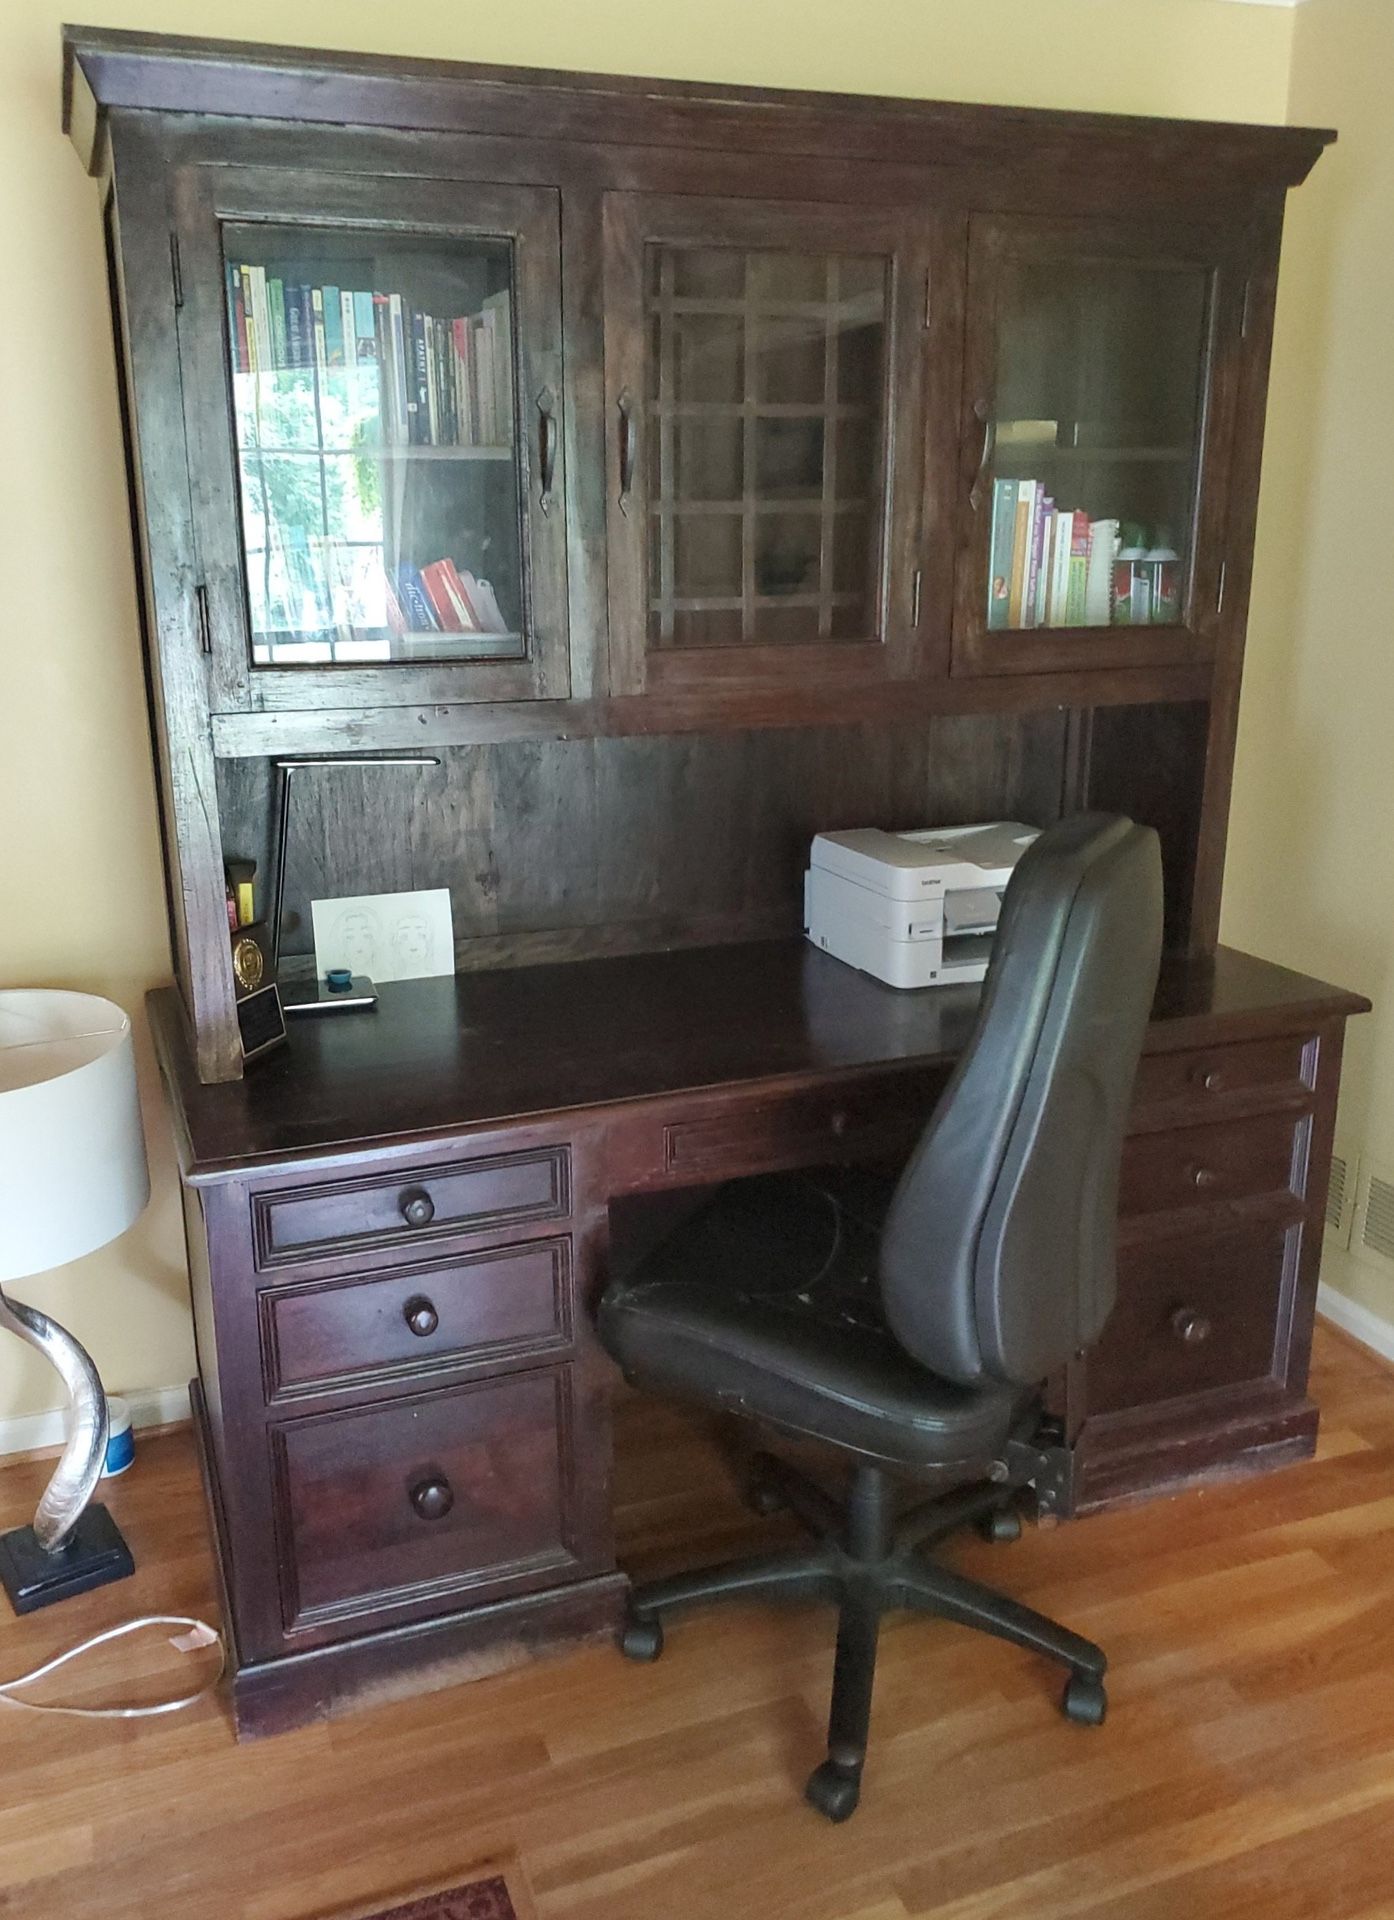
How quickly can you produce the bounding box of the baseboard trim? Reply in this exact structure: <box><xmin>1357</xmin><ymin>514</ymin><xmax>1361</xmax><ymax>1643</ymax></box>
<box><xmin>1317</xmin><ymin>1282</ymin><xmax>1394</xmax><ymax>1368</ymax></box>
<box><xmin>0</xmin><ymin>1383</ymin><xmax>191</xmax><ymax>1460</ymax></box>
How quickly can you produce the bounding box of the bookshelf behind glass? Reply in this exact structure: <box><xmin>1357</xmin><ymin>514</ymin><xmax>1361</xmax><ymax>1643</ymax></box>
<box><xmin>981</xmin><ymin>251</ymin><xmax>1210</xmax><ymax>639</ymax></box>
<box><xmin>223</xmin><ymin>222</ymin><xmax>529</xmax><ymax>669</ymax></box>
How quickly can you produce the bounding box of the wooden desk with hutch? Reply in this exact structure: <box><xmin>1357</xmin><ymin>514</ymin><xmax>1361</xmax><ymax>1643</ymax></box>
<box><xmin>65</xmin><ymin>27</ymin><xmax>1368</xmax><ymax>1735</ymax></box>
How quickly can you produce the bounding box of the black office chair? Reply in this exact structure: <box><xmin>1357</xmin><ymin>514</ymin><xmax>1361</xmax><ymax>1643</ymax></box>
<box><xmin>597</xmin><ymin>813</ymin><xmax>1164</xmax><ymax>1820</ymax></box>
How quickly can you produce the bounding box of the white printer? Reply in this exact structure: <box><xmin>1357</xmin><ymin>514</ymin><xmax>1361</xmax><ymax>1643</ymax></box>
<box><xmin>803</xmin><ymin>821</ymin><xmax>1039</xmax><ymax>989</ymax></box>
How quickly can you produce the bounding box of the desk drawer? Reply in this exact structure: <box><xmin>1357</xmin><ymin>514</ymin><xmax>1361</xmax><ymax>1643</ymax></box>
<box><xmin>253</xmin><ymin>1146</ymin><xmax>570</xmax><ymax>1268</ymax></box>
<box><xmin>662</xmin><ymin>1078</ymin><xmax>934</xmax><ymax>1183</ymax></box>
<box><xmin>1133</xmin><ymin>1034</ymin><xmax>1313</xmax><ymax>1119</ymax></box>
<box><xmin>260</xmin><ymin>1239</ymin><xmax>572</xmax><ymax>1399</ymax></box>
<box><xmin>1119</xmin><ymin>1113</ymin><xmax>1306</xmax><ymax>1221</ymax></box>
<box><xmin>1087</xmin><ymin>1222</ymin><xmax>1296</xmax><ymax>1416</ymax></box>
<box><xmin>273</xmin><ymin>1369</ymin><xmax>582</xmax><ymax>1630</ymax></box>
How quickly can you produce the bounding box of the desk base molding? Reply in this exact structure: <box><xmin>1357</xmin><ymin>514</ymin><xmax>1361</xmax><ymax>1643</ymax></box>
<box><xmin>1071</xmin><ymin>1393</ymin><xmax>1319</xmax><ymax>1514</ymax></box>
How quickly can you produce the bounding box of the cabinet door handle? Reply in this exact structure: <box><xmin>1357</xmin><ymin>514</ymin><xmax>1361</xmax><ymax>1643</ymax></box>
<box><xmin>968</xmin><ymin>398</ymin><xmax>995</xmax><ymax>513</ymax></box>
<box><xmin>536</xmin><ymin>387</ymin><xmax>558</xmax><ymax>516</ymax></box>
<box><xmin>1171</xmin><ymin>1308</ymin><xmax>1212</xmax><ymax>1346</ymax></box>
<box><xmin>400</xmin><ymin>1188</ymin><xmax>435</xmax><ymax>1229</ymax></box>
<box><xmin>617</xmin><ymin>389</ymin><xmax>637</xmax><ymax>516</ymax></box>
<box><xmin>410</xmin><ymin>1476</ymin><xmax>454</xmax><ymax>1521</ymax></box>
<box><xmin>404</xmin><ymin>1295</ymin><xmax>439</xmax><ymax>1338</ymax></box>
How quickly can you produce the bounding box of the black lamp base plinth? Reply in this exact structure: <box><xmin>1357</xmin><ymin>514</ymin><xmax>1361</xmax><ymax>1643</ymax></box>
<box><xmin>0</xmin><ymin>1504</ymin><xmax>135</xmax><ymax>1614</ymax></box>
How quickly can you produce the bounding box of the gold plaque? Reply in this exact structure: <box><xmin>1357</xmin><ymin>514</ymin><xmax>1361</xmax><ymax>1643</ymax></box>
<box><xmin>232</xmin><ymin>930</ymin><xmax>265</xmax><ymax>993</ymax></box>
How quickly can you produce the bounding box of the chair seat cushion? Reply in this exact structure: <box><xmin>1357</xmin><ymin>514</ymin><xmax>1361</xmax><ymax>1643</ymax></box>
<box><xmin>597</xmin><ymin>1170</ymin><xmax>1022</xmax><ymax>1473</ymax></box>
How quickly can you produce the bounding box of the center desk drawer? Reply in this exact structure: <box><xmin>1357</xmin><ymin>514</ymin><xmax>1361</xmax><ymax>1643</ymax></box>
<box><xmin>260</xmin><ymin>1239</ymin><xmax>572</xmax><ymax>1400</ymax></box>
<box><xmin>253</xmin><ymin>1145</ymin><xmax>570</xmax><ymax>1268</ymax></box>
<box><xmin>272</xmin><ymin>1368</ymin><xmax>583</xmax><ymax>1631</ymax></box>
<box><xmin>661</xmin><ymin>1076</ymin><xmax>939</xmax><ymax>1184</ymax></box>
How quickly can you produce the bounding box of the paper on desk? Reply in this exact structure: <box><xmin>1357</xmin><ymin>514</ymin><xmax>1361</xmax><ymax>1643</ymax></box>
<box><xmin>310</xmin><ymin>888</ymin><xmax>455</xmax><ymax>984</ymax></box>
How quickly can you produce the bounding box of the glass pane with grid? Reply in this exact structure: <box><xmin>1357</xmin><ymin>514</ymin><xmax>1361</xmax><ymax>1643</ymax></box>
<box><xmin>644</xmin><ymin>243</ymin><xmax>889</xmax><ymax>649</ymax></box>
<box><xmin>224</xmin><ymin>222</ymin><xmax>528</xmax><ymax>668</ymax></box>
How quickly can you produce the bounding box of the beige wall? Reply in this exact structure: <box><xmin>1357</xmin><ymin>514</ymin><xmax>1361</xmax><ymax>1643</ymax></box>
<box><xmin>1222</xmin><ymin>0</ymin><xmax>1394</xmax><ymax>1319</ymax></box>
<box><xmin>0</xmin><ymin>1</ymin><xmax>1298</xmax><ymax>1426</ymax></box>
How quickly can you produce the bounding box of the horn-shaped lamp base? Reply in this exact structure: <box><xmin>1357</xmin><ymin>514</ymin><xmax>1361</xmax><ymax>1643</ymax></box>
<box><xmin>0</xmin><ymin>1284</ymin><xmax>134</xmax><ymax>1614</ymax></box>
<box><xmin>0</xmin><ymin>1504</ymin><xmax>134</xmax><ymax>1614</ymax></box>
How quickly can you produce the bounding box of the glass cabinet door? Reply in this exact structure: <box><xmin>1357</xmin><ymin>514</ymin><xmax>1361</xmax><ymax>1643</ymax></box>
<box><xmin>174</xmin><ymin>170</ymin><xmax>569</xmax><ymax>710</ymax></box>
<box><xmin>953</xmin><ymin>215</ymin><xmax>1246</xmax><ymax>675</ymax></box>
<box><xmin>604</xmin><ymin>195</ymin><xmax>937</xmax><ymax>694</ymax></box>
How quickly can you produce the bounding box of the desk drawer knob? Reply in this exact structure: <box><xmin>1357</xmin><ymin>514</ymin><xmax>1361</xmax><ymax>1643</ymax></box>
<box><xmin>400</xmin><ymin>1189</ymin><xmax>436</xmax><ymax>1229</ymax></box>
<box><xmin>410</xmin><ymin>1476</ymin><xmax>454</xmax><ymax>1521</ymax></box>
<box><xmin>404</xmin><ymin>1296</ymin><xmax>439</xmax><ymax>1338</ymax></box>
<box><xmin>829</xmin><ymin>1109</ymin><xmax>849</xmax><ymax>1139</ymax></box>
<box><xmin>1171</xmin><ymin>1308</ymin><xmax>1212</xmax><ymax>1346</ymax></box>
<box><xmin>1188</xmin><ymin>1164</ymin><xmax>1218</xmax><ymax>1191</ymax></box>
<box><xmin>1191</xmin><ymin>1065</ymin><xmax>1222</xmax><ymax>1093</ymax></box>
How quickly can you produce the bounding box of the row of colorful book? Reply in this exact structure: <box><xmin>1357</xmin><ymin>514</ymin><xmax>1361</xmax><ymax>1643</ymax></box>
<box><xmin>226</xmin><ymin>263</ymin><xmax>514</xmax><ymax>449</ymax></box>
<box><xmin>389</xmin><ymin>558</ymin><xmax>510</xmax><ymax>637</ymax></box>
<box><xmin>987</xmin><ymin>478</ymin><xmax>1181</xmax><ymax>630</ymax></box>
<box><xmin>249</xmin><ymin>531</ymin><xmax>511</xmax><ymax>641</ymax></box>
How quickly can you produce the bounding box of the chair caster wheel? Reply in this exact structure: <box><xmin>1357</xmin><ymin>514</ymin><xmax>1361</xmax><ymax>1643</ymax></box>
<box><xmin>805</xmin><ymin>1759</ymin><xmax>861</xmax><ymax>1823</ymax></box>
<box><xmin>744</xmin><ymin>1456</ymin><xmax>785</xmax><ymax>1516</ymax></box>
<box><xmin>746</xmin><ymin>1483</ymin><xmax>784</xmax><ymax>1517</ymax></box>
<box><xmin>977</xmin><ymin>1506</ymin><xmax>1022</xmax><ymax>1545</ymax></box>
<box><xmin>619</xmin><ymin>1616</ymin><xmax>664</xmax><ymax>1662</ymax></box>
<box><xmin>1061</xmin><ymin>1673</ymin><xmax>1107</xmax><ymax>1726</ymax></box>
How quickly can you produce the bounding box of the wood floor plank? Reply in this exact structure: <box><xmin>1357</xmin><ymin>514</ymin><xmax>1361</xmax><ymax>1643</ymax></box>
<box><xmin>3</xmin><ymin>1324</ymin><xmax>1394</xmax><ymax>1919</ymax></box>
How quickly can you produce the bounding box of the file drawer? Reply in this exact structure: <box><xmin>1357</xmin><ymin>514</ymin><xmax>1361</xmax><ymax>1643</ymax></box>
<box><xmin>273</xmin><ymin>1368</ymin><xmax>582</xmax><ymax>1630</ymax></box>
<box><xmin>260</xmin><ymin>1238</ymin><xmax>572</xmax><ymax>1399</ymax></box>
<box><xmin>1088</xmin><ymin>1221</ymin><xmax>1296</xmax><ymax>1416</ymax></box>
<box><xmin>1119</xmin><ymin>1112</ymin><xmax>1306</xmax><ymax>1221</ymax></box>
<box><xmin>253</xmin><ymin>1145</ymin><xmax>570</xmax><ymax>1267</ymax></box>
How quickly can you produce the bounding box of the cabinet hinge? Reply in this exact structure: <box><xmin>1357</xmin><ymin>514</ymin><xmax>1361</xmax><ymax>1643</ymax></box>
<box><xmin>1240</xmin><ymin>277</ymin><xmax>1251</xmax><ymax>340</ymax></box>
<box><xmin>169</xmin><ymin>233</ymin><xmax>184</xmax><ymax>310</ymax></box>
<box><xmin>1216</xmin><ymin>561</ymin><xmax>1228</xmax><ymax>619</ymax></box>
<box><xmin>911</xmin><ymin>567</ymin><xmax>923</xmax><ymax>627</ymax></box>
<box><xmin>195</xmin><ymin>581</ymin><xmax>211</xmax><ymax>655</ymax></box>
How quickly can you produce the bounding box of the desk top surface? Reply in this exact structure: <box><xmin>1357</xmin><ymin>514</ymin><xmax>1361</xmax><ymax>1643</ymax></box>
<box><xmin>148</xmin><ymin>939</ymin><xmax>1369</xmax><ymax>1178</ymax></box>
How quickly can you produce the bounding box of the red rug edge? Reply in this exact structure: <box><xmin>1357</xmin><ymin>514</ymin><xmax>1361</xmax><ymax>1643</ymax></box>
<box><xmin>315</xmin><ymin>1856</ymin><xmax>539</xmax><ymax>1920</ymax></box>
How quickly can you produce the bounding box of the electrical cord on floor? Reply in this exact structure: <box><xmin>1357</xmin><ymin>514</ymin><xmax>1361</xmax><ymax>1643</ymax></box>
<box><xmin>0</xmin><ymin>1615</ymin><xmax>225</xmax><ymax>1719</ymax></box>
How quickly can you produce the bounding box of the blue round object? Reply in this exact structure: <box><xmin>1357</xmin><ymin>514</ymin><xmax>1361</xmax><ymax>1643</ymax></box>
<box><xmin>326</xmin><ymin>968</ymin><xmax>354</xmax><ymax>992</ymax></box>
<box><xmin>104</xmin><ymin>1422</ymin><xmax>135</xmax><ymax>1478</ymax></box>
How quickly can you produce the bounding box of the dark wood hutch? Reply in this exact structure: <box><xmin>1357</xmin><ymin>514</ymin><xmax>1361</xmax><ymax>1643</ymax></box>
<box><xmin>64</xmin><ymin>26</ymin><xmax>1367</xmax><ymax>1735</ymax></box>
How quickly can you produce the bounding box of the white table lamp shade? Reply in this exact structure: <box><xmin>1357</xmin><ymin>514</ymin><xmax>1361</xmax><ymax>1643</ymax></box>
<box><xmin>0</xmin><ymin>991</ymin><xmax>150</xmax><ymax>1284</ymax></box>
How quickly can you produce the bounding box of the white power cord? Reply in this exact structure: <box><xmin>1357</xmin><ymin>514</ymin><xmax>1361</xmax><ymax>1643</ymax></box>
<box><xmin>0</xmin><ymin>1615</ymin><xmax>224</xmax><ymax>1719</ymax></box>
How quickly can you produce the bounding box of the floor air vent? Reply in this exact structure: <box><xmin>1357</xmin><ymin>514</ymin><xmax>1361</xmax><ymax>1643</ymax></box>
<box><xmin>1357</xmin><ymin>1169</ymin><xmax>1394</xmax><ymax>1271</ymax></box>
<box><xmin>1326</xmin><ymin>1143</ymin><xmax>1357</xmax><ymax>1248</ymax></box>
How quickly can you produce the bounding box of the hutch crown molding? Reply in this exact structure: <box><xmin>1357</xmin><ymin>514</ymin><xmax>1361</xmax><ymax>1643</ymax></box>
<box><xmin>65</xmin><ymin>27</ymin><xmax>1365</xmax><ymax>1734</ymax></box>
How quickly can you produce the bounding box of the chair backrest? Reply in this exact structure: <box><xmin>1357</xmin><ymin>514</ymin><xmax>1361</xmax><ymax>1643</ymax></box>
<box><xmin>878</xmin><ymin>813</ymin><xmax>1163</xmax><ymax>1390</ymax></box>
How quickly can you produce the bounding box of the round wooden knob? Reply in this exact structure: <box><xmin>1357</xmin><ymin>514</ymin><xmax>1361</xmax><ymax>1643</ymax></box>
<box><xmin>1171</xmin><ymin>1307</ymin><xmax>1212</xmax><ymax>1346</ymax></box>
<box><xmin>404</xmin><ymin>1296</ymin><xmax>439</xmax><ymax>1338</ymax></box>
<box><xmin>410</xmin><ymin>1477</ymin><xmax>454</xmax><ymax>1521</ymax></box>
<box><xmin>1191</xmin><ymin>1064</ymin><xmax>1222</xmax><ymax>1092</ymax></box>
<box><xmin>400</xmin><ymin>1188</ymin><xmax>435</xmax><ymax>1229</ymax></box>
<box><xmin>1188</xmin><ymin>1164</ymin><xmax>1217</xmax><ymax>1190</ymax></box>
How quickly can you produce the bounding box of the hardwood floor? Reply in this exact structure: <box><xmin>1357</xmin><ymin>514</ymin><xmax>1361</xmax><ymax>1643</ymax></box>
<box><xmin>3</xmin><ymin>1324</ymin><xmax>1394</xmax><ymax>1919</ymax></box>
